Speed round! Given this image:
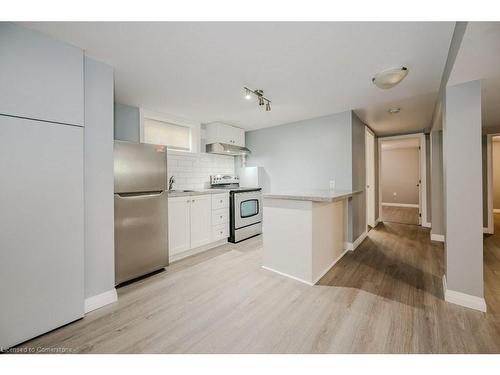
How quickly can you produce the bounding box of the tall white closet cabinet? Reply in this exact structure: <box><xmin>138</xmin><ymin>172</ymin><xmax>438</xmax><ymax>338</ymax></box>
<box><xmin>0</xmin><ymin>23</ymin><xmax>86</xmax><ymax>349</ymax></box>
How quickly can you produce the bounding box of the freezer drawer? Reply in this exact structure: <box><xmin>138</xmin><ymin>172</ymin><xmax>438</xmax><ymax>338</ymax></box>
<box><xmin>114</xmin><ymin>191</ymin><xmax>168</xmax><ymax>284</ymax></box>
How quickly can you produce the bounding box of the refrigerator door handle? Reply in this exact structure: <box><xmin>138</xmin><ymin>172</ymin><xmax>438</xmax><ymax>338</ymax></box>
<box><xmin>116</xmin><ymin>191</ymin><xmax>164</xmax><ymax>198</ymax></box>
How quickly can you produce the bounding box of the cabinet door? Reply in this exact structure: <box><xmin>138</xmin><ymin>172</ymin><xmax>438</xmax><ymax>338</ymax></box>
<box><xmin>190</xmin><ymin>195</ymin><xmax>213</xmax><ymax>248</ymax></box>
<box><xmin>168</xmin><ymin>197</ymin><xmax>191</xmax><ymax>256</ymax></box>
<box><xmin>0</xmin><ymin>115</ymin><xmax>84</xmax><ymax>349</ymax></box>
<box><xmin>0</xmin><ymin>23</ymin><xmax>84</xmax><ymax>126</ymax></box>
<box><xmin>232</xmin><ymin>127</ymin><xmax>245</xmax><ymax>147</ymax></box>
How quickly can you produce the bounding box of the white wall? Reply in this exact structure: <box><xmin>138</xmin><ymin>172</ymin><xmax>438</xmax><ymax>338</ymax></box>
<box><xmin>167</xmin><ymin>150</ymin><xmax>235</xmax><ymax>190</ymax></box>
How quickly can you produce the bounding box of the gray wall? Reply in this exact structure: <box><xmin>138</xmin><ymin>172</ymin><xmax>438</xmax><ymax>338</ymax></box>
<box><xmin>430</xmin><ymin>130</ymin><xmax>445</xmax><ymax>236</ymax></box>
<box><xmin>351</xmin><ymin>112</ymin><xmax>367</xmax><ymax>241</ymax></box>
<box><xmin>381</xmin><ymin>147</ymin><xmax>420</xmax><ymax>204</ymax></box>
<box><xmin>493</xmin><ymin>140</ymin><xmax>500</xmax><ymax>209</ymax></box>
<box><xmin>444</xmin><ymin>80</ymin><xmax>483</xmax><ymax>298</ymax></box>
<box><xmin>245</xmin><ymin>111</ymin><xmax>353</xmax><ymax>191</ymax></box>
<box><xmin>245</xmin><ymin>110</ymin><xmax>367</xmax><ymax>242</ymax></box>
<box><xmin>84</xmin><ymin>57</ymin><xmax>116</xmax><ymax>299</ymax></box>
<box><xmin>114</xmin><ymin>103</ymin><xmax>140</xmax><ymax>142</ymax></box>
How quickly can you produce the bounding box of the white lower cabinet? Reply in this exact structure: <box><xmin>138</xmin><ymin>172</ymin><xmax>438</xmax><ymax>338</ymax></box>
<box><xmin>189</xmin><ymin>195</ymin><xmax>213</xmax><ymax>249</ymax></box>
<box><xmin>168</xmin><ymin>197</ymin><xmax>191</xmax><ymax>256</ymax></box>
<box><xmin>168</xmin><ymin>193</ymin><xmax>229</xmax><ymax>261</ymax></box>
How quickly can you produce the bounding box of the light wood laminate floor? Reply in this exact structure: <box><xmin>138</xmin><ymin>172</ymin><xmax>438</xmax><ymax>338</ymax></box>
<box><xmin>381</xmin><ymin>206</ymin><xmax>420</xmax><ymax>225</ymax></box>
<box><xmin>16</xmin><ymin>220</ymin><xmax>500</xmax><ymax>353</ymax></box>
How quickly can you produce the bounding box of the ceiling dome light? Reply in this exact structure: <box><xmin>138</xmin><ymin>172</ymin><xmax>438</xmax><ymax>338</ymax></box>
<box><xmin>372</xmin><ymin>67</ymin><xmax>409</xmax><ymax>89</ymax></box>
<box><xmin>388</xmin><ymin>107</ymin><xmax>401</xmax><ymax>114</ymax></box>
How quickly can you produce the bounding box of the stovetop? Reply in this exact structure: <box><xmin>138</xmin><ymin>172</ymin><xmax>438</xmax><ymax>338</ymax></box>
<box><xmin>210</xmin><ymin>186</ymin><xmax>262</xmax><ymax>193</ymax></box>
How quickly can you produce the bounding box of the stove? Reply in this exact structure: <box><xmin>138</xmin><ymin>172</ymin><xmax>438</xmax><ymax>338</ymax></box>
<box><xmin>210</xmin><ymin>175</ymin><xmax>262</xmax><ymax>243</ymax></box>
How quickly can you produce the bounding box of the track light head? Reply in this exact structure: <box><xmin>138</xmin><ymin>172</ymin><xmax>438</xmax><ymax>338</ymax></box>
<box><xmin>244</xmin><ymin>88</ymin><xmax>252</xmax><ymax>100</ymax></box>
<box><xmin>243</xmin><ymin>87</ymin><xmax>272</xmax><ymax>112</ymax></box>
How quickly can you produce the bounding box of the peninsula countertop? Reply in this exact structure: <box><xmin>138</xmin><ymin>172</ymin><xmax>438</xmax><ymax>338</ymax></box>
<box><xmin>263</xmin><ymin>189</ymin><xmax>363</xmax><ymax>203</ymax></box>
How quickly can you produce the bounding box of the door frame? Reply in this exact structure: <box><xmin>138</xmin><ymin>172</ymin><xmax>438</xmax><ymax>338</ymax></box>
<box><xmin>377</xmin><ymin>133</ymin><xmax>428</xmax><ymax>226</ymax></box>
<box><xmin>485</xmin><ymin>133</ymin><xmax>500</xmax><ymax>235</ymax></box>
<box><xmin>365</xmin><ymin>126</ymin><xmax>376</xmax><ymax>228</ymax></box>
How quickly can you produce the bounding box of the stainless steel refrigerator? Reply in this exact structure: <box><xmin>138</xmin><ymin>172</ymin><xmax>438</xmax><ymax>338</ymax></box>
<box><xmin>114</xmin><ymin>141</ymin><xmax>169</xmax><ymax>285</ymax></box>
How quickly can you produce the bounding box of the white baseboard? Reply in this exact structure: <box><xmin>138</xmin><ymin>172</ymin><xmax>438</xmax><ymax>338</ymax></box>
<box><xmin>312</xmin><ymin>249</ymin><xmax>349</xmax><ymax>284</ymax></box>
<box><xmin>442</xmin><ymin>275</ymin><xmax>487</xmax><ymax>312</ymax></box>
<box><xmin>430</xmin><ymin>233</ymin><xmax>445</xmax><ymax>242</ymax></box>
<box><xmin>85</xmin><ymin>289</ymin><xmax>117</xmax><ymax>314</ymax></box>
<box><xmin>344</xmin><ymin>230</ymin><xmax>368</xmax><ymax>251</ymax></box>
<box><xmin>261</xmin><ymin>266</ymin><xmax>314</xmax><ymax>286</ymax></box>
<box><xmin>169</xmin><ymin>238</ymin><xmax>228</xmax><ymax>262</ymax></box>
<box><xmin>494</xmin><ymin>209</ymin><xmax>500</xmax><ymax>214</ymax></box>
<box><xmin>381</xmin><ymin>202</ymin><xmax>419</xmax><ymax>208</ymax></box>
<box><xmin>262</xmin><ymin>248</ymin><xmax>350</xmax><ymax>286</ymax></box>
<box><xmin>483</xmin><ymin>227</ymin><xmax>494</xmax><ymax>234</ymax></box>
<box><xmin>422</xmin><ymin>221</ymin><xmax>431</xmax><ymax>228</ymax></box>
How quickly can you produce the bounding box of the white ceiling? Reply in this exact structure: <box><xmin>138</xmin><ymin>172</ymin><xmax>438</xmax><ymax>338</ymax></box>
<box><xmin>23</xmin><ymin>22</ymin><xmax>454</xmax><ymax>132</ymax></box>
<box><xmin>449</xmin><ymin>22</ymin><xmax>500</xmax><ymax>129</ymax></box>
<box><xmin>354</xmin><ymin>92</ymin><xmax>438</xmax><ymax>137</ymax></box>
<box><xmin>380</xmin><ymin>137</ymin><xmax>420</xmax><ymax>150</ymax></box>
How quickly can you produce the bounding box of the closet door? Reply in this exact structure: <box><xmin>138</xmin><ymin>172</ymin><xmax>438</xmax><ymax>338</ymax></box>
<box><xmin>0</xmin><ymin>115</ymin><xmax>84</xmax><ymax>349</ymax></box>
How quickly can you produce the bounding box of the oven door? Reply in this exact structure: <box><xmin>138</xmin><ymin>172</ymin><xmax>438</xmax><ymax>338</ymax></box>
<box><xmin>233</xmin><ymin>191</ymin><xmax>262</xmax><ymax>229</ymax></box>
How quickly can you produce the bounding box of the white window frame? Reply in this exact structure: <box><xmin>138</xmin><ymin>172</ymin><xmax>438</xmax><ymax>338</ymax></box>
<box><xmin>139</xmin><ymin>109</ymin><xmax>201</xmax><ymax>153</ymax></box>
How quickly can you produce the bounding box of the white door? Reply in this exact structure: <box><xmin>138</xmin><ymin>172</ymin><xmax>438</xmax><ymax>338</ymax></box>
<box><xmin>190</xmin><ymin>195</ymin><xmax>213</xmax><ymax>248</ymax></box>
<box><xmin>365</xmin><ymin>129</ymin><xmax>376</xmax><ymax>227</ymax></box>
<box><xmin>168</xmin><ymin>197</ymin><xmax>191</xmax><ymax>256</ymax></box>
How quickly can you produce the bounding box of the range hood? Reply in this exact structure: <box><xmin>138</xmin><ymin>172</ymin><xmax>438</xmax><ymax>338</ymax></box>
<box><xmin>206</xmin><ymin>142</ymin><xmax>251</xmax><ymax>156</ymax></box>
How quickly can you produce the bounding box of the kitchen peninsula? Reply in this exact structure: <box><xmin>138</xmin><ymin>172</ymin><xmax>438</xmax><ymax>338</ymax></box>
<box><xmin>262</xmin><ymin>190</ymin><xmax>363</xmax><ymax>285</ymax></box>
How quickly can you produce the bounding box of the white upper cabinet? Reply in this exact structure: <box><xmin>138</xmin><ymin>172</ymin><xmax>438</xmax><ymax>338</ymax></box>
<box><xmin>0</xmin><ymin>23</ymin><xmax>84</xmax><ymax>126</ymax></box>
<box><xmin>205</xmin><ymin>122</ymin><xmax>245</xmax><ymax>147</ymax></box>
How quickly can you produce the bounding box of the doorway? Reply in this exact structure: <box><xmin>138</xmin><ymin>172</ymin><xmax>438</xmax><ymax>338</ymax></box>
<box><xmin>378</xmin><ymin>134</ymin><xmax>427</xmax><ymax>226</ymax></box>
<box><xmin>485</xmin><ymin>134</ymin><xmax>500</xmax><ymax>234</ymax></box>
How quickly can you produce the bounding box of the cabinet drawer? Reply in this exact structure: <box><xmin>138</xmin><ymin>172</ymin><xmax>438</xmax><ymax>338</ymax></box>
<box><xmin>212</xmin><ymin>223</ymin><xmax>229</xmax><ymax>241</ymax></box>
<box><xmin>211</xmin><ymin>193</ymin><xmax>229</xmax><ymax>210</ymax></box>
<box><xmin>212</xmin><ymin>208</ymin><xmax>229</xmax><ymax>225</ymax></box>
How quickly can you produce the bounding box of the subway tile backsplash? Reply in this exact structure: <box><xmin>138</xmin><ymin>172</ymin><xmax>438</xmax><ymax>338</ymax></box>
<box><xmin>167</xmin><ymin>150</ymin><xmax>235</xmax><ymax>190</ymax></box>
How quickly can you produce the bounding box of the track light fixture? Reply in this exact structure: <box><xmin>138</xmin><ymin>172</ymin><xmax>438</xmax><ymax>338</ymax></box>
<box><xmin>243</xmin><ymin>87</ymin><xmax>272</xmax><ymax>112</ymax></box>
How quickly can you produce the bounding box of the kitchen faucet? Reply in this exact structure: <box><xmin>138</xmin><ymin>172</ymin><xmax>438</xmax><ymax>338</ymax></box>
<box><xmin>168</xmin><ymin>176</ymin><xmax>175</xmax><ymax>191</ymax></box>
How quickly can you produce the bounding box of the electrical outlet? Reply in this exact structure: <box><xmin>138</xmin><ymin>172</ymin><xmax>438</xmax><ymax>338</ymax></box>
<box><xmin>329</xmin><ymin>180</ymin><xmax>336</xmax><ymax>190</ymax></box>
<box><xmin>393</xmin><ymin>192</ymin><xmax>397</xmax><ymax>196</ymax></box>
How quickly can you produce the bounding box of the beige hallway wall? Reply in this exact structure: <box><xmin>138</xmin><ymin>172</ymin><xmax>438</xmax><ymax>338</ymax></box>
<box><xmin>381</xmin><ymin>147</ymin><xmax>420</xmax><ymax>205</ymax></box>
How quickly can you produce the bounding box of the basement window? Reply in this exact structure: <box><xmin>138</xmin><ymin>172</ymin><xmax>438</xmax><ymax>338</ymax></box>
<box><xmin>142</xmin><ymin>117</ymin><xmax>191</xmax><ymax>151</ymax></box>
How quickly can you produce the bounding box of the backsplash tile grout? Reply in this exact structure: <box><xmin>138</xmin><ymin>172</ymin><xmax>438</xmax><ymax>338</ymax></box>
<box><xmin>167</xmin><ymin>150</ymin><xmax>234</xmax><ymax>190</ymax></box>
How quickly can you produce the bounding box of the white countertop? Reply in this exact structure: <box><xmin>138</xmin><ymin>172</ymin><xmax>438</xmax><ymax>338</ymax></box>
<box><xmin>167</xmin><ymin>189</ymin><xmax>228</xmax><ymax>198</ymax></box>
<box><xmin>263</xmin><ymin>189</ymin><xmax>362</xmax><ymax>202</ymax></box>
